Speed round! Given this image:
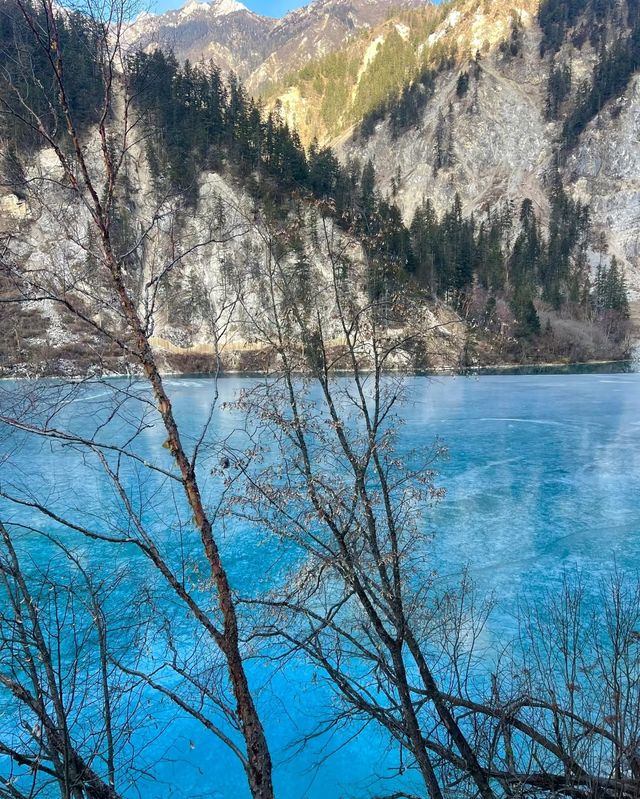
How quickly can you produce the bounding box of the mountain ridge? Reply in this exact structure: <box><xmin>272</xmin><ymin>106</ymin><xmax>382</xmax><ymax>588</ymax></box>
<box><xmin>126</xmin><ymin>0</ymin><xmax>428</xmax><ymax>86</ymax></box>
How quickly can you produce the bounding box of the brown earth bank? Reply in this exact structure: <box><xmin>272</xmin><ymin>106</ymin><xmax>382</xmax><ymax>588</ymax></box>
<box><xmin>1</xmin><ymin>313</ymin><xmax>633</xmax><ymax>379</ymax></box>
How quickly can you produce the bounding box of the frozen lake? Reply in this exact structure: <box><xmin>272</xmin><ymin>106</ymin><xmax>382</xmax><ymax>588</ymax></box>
<box><xmin>1</xmin><ymin>370</ymin><xmax>640</xmax><ymax>798</ymax></box>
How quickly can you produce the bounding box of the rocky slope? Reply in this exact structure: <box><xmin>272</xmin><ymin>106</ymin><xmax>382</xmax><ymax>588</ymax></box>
<box><xmin>268</xmin><ymin>0</ymin><xmax>539</xmax><ymax>145</ymax></box>
<box><xmin>267</xmin><ymin>0</ymin><xmax>640</xmax><ymax>299</ymax></box>
<box><xmin>0</xmin><ymin>144</ymin><xmax>468</xmax><ymax>378</ymax></box>
<box><xmin>347</xmin><ymin>41</ymin><xmax>640</xmax><ymax>298</ymax></box>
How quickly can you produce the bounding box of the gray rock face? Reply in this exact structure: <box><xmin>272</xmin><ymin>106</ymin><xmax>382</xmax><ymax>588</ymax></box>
<box><xmin>125</xmin><ymin>1</ymin><xmax>275</xmax><ymax>78</ymax></box>
<box><xmin>344</xmin><ymin>28</ymin><xmax>550</xmax><ymax>217</ymax></box>
<box><xmin>341</xmin><ymin>24</ymin><xmax>640</xmax><ymax>297</ymax></box>
<box><xmin>0</xmin><ymin>144</ymin><xmax>466</xmax><ymax>376</ymax></box>
<box><xmin>567</xmin><ymin>75</ymin><xmax>640</xmax><ymax>289</ymax></box>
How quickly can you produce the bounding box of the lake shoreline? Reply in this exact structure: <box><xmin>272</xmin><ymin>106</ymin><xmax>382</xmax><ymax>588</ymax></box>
<box><xmin>2</xmin><ymin>357</ymin><xmax>637</xmax><ymax>382</ymax></box>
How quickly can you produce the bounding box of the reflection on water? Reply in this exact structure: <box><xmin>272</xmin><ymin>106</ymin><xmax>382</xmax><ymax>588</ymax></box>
<box><xmin>466</xmin><ymin>358</ymin><xmax>640</xmax><ymax>376</ymax></box>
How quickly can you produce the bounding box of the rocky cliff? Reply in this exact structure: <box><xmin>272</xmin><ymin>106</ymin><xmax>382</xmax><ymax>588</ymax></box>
<box><xmin>270</xmin><ymin>0</ymin><xmax>640</xmax><ymax>301</ymax></box>
<box><xmin>0</xmin><ymin>144</ymin><xmax>468</xmax><ymax>377</ymax></box>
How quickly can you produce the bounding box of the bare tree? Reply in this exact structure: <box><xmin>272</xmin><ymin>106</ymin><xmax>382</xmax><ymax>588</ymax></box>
<box><xmin>225</xmin><ymin>211</ymin><xmax>640</xmax><ymax>799</ymax></box>
<box><xmin>0</xmin><ymin>521</ymin><xmax>143</xmax><ymax>799</ymax></box>
<box><xmin>218</xmin><ymin>210</ymin><xmax>498</xmax><ymax>799</ymax></box>
<box><xmin>0</xmin><ymin>0</ymin><xmax>274</xmax><ymax>795</ymax></box>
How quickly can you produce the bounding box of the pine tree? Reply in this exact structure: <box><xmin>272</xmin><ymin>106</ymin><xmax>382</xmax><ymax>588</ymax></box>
<box><xmin>456</xmin><ymin>71</ymin><xmax>470</xmax><ymax>98</ymax></box>
<box><xmin>512</xmin><ymin>288</ymin><xmax>541</xmax><ymax>338</ymax></box>
<box><xmin>596</xmin><ymin>255</ymin><xmax>630</xmax><ymax>317</ymax></box>
<box><xmin>546</xmin><ymin>59</ymin><xmax>572</xmax><ymax>119</ymax></box>
<box><xmin>359</xmin><ymin>159</ymin><xmax>377</xmax><ymax>232</ymax></box>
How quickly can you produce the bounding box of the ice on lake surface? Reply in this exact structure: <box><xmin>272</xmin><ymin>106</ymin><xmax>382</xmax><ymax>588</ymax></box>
<box><xmin>2</xmin><ymin>371</ymin><xmax>640</xmax><ymax>798</ymax></box>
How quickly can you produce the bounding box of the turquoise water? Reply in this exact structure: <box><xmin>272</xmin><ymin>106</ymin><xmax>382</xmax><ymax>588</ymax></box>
<box><xmin>1</xmin><ymin>372</ymin><xmax>640</xmax><ymax>798</ymax></box>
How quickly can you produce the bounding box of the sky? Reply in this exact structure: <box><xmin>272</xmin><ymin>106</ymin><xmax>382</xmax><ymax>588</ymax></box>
<box><xmin>151</xmin><ymin>0</ymin><xmax>302</xmax><ymax>17</ymax></box>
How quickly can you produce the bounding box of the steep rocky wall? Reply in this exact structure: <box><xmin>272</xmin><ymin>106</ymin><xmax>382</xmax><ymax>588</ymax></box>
<box><xmin>567</xmin><ymin>73</ymin><xmax>640</xmax><ymax>294</ymax></box>
<box><xmin>0</xmin><ymin>143</ymin><xmax>468</xmax><ymax>376</ymax></box>
<box><xmin>340</xmin><ymin>19</ymin><xmax>640</xmax><ymax>297</ymax></box>
<box><xmin>343</xmin><ymin>26</ymin><xmax>551</xmax><ymax>223</ymax></box>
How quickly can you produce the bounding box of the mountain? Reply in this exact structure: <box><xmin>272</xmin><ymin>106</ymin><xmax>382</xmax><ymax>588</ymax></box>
<box><xmin>126</xmin><ymin>0</ymin><xmax>428</xmax><ymax>86</ymax></box>
<box><xmin>0</xmin><ymin>0</ymin><xmax>636</xmax><ymax>377</ymax></box>
<box><xmin>268</xmin><ymin>0</ymin><xmax>640</xmax><ymax>305</ymax></box>
<box><xmin>265</xmin><ymin>0</ymin><xmax>536</xmax><ymax>144</ymax></box>
<box><xmin>125</xmin><ymin>0</ymin><xmax>275</xmax><ymax>78</ymax></box>
<box><xmin>247</xmin><ymin>0</ymin><xmax>430</xmax><ymax>91</ymax></box>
